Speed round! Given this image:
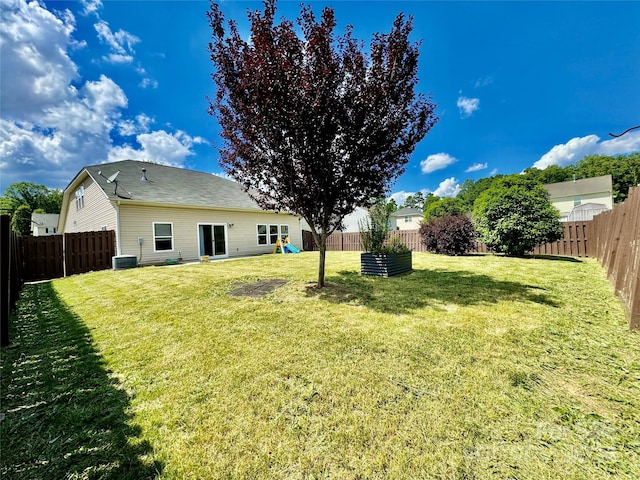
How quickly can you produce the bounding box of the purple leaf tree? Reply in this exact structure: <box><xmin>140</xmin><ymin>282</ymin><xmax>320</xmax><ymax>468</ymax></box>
<box><xmin>207</xmin><ymin>0</ymin><xmax>438</xmax><ymax>287</ymax></box>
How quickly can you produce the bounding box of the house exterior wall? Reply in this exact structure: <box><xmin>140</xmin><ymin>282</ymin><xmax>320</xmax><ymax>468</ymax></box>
<box><xmin>391</xmin><ymin>215</ymin><xmax>423</xmax><ymax>231</ymax></box>
<box><xmin>62</xmin><ymin>176</ymin><xmax>117</xmax><ymax>233</ymax></box>
<box><xmin>551</xmin><ymin>192</ymin><xmax>613</xmax><ymax>219</ymax></box>
<box><xmin>118</xmin><ymin>204</ymin><xmax>302</xmax><ymax>264</ymax></box>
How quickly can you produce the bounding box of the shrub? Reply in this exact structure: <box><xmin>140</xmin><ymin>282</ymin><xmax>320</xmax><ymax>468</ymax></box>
<box><xmin>472</xmin><ymin>176</ymin><xmax>563</xmax><ymax>256</ymax></box>
<box><xmin>419</xmin><ymin>215</ymin><xmax>476</xmax><ymax>255</ymax></box>
<box><xmin>379</xmin><ymin>235</ymin><xmax>411</xmax><ymax>254</ymax></box>
<box><xmin>359</xmin><ymin>199</ymin><xmax>390</xmax><ymax>253</ymax></box>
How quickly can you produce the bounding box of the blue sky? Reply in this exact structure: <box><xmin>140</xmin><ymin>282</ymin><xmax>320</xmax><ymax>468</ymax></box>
<box><xmin>2</xmin><ymin>0</ymin><xmax>639</xmax><ymax>204</ymax></box>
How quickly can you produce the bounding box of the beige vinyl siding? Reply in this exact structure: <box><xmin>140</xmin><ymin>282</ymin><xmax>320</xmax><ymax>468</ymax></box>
<box><xmin>63</xmin><ymin>176</ymin><xmax>117</xmax><ymax>233</ymax></box>
<box><xmin>392</xmin><ymin>215</ymin><xmax>423</xmax><ymax>231</ymax></box>
<box><xmin>118</xmin><ymin>204</ymin><xmax>302</xmax><ymax>265</ymax></box>
<box><xmin>551</xmin><ymin>192</ymin><xmax>614</xmax><ymax>218</ymax></box>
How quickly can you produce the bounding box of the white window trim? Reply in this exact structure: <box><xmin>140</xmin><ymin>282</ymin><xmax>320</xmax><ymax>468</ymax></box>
<box><xmin>153</xmin><ymin>222</ymin><xmax>174</xmax><ymax>252</ymax></box>
<box><xmin>75</xmin><ymin>186</ymin><xmax>85</xmax><ymax>211</ymax></box>
<box><xmin>257</xmin><ymin>223</ymin><xmax>290</xmax><ymax>246</ymax></box>
<box><xmin>257</xmin><ymin>224</ymin><xmax>268</xmax><ymax>246</ymax></box>
<box><xmin>280</xmin><ymin>224</ymin><xmax>289</xmax><ymax>240</ymax></box>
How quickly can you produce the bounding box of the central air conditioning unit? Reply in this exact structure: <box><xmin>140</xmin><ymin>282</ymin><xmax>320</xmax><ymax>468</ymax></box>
<box><xmin>112</xmin><ymin>255</ymin><xmax>138</xmax><ymax>270</ymax></box>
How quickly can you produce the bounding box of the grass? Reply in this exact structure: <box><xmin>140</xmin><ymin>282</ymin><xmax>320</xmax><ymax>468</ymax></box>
<box><xmin>2</xmin><ymin>251</ymin><xmax>639</xmax><ymax>479</ymax></box>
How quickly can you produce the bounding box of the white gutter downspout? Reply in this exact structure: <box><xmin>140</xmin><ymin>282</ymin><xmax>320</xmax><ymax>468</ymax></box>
<box><xmin>114</xmin><ymin>200</ymin><xmax>122</xmax><ymax>256</ymax></box>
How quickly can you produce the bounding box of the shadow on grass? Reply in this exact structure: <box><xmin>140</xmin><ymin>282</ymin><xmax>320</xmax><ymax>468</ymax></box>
<box><xmin>306</xmin><ymin>268</ymin><xmax>560</xmax><ymax>314</ymax></box>
<box><xmin>0</xmin><ymin>283</ymin><xmax>162</xmax><ymax>479</ymax></box>
<box><xmin>528</xmin><ymin>254</ymin><xmax>583</xmax><ymax>263</ymax></box>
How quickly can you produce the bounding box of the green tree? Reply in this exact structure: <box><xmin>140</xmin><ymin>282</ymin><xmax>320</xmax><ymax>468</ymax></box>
<box><xmin>574</xmin><ymin>153</ymin><xmax>640</xmax><ymax>202</ymax></box>
<box><xmin>472</xmin><ymin>176</ymin><xmax>563</xmax><ymax>256</ymax></box>
<box><xmin>456</xmin><ymin>175</ymin><xmax>504</xmax><ymax>212</ymax></box>
<box><xmin>384</xmin><ymin>198</ymin><xmax>399</xmax><ymax>215</ymax></box>
<box><xmin>522</xmin><ymin>165</ymin><xmax>574</xmax><ymax>185</ymax></box>
<box><xmin>1</xmin><ymin>182</ymin><xmax>63</xmax><ymax>234</ymax></box>
<box><xmin>421</xmin><ymin>192</ymin><xmax>440</xmax><ymax>212</ymax></box>
<box><xmin>404</xmin><ymin>191</ymin><xmax>425</xmax><ymax>209</ymax></box>
<box><xmin>11</xmin><ymin>204</ymin><xmax>32</xmax><ymax>235</ymax></box>
<box><xmin>424</xmin><ymin>197</ymin><xmax>465</xmax><ymax>222</ymax></box>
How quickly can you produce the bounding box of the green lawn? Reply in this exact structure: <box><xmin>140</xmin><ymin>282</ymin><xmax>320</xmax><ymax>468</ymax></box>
<box><xmin>2</xmin><ymin>252</ymin><xmax>639</xmax><ymax>479</ymax></box>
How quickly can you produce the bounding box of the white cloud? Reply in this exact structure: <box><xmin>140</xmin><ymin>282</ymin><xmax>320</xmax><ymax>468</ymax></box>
<box><xmin>140</xmin><ymin>78</ymin><xmax>159</xmax><ymax>89</ymax></box>
<box><xmin>533</xmin><ymin>132</ymin><xmax>640</xmax><ymax>169</ymax></box>
<box><xmin>0</xmin><ymin>0</ymin><xmax>206</xmax><ymax>191</ymax></box>
<box><xmin>490</xmin><ymin>168</ymin><xmax>499</xmax><ymax>176</ymax></box>
<box><xmin>0</xmin><ymin>0</ymin><xmax>79</xmax><ymax>121</ymax></box>
<box><xmin>107</xmin><ymin>130</ymin><xmax>203</xmax><ymax>166</ymax></box>
<box><xmin>474</xmin><ymin>76</ymin><xmax>493</xmax><ymax>88</ymax></box>
<box><xmin>465</xmin><ymin>162</ymin><xmax>488</xmax><ymax>173</ymax></box>
<box><xmin>94</xmin><ymin>19</ymin><xmax>139</xmax><ymax>63</ymax></box>
<box><xmin>389</xmin><ymin>191</ymin><xmax>412</xmax><ymax>205</ymax></box>
<box><xmin>421</xmin><ymin>152</ymin><xmax>458</xmax><ymax>174</ymax></box>
<box><xmin>118</xmin><ymin>114</ymin><xmax>154</xmax><ymax>136</ymax></box>
<box><xmin>433</xmin><ymin>178</ymin><xmax>461</xmax><ymax>198</ymax></box>
<box><xmin>102</xmin><ymin>53</ymin><xmax>134</xmax><ymax>64</ymax></box>
<box><xmin>80</xmin><ymin>0</ymin><xmax>102</xmax><ymax>17</ymax></box>
<box><xmin>457</xmin><ymin>96</ymin><xmax>480</xmax><ymax>118</ymax></box>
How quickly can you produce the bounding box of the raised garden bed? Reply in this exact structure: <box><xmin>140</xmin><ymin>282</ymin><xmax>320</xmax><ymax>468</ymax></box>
<box><xmin>361</xmin><ymin>251</ymin><xmax>412</xmax><ymax>277</ymax></box>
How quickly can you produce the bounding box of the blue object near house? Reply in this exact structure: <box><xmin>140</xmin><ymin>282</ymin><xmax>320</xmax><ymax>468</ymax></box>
<box><xmin>284</xmin><ymin>243</ymin><xmax>300</xmax><ymax>254</ymax></box>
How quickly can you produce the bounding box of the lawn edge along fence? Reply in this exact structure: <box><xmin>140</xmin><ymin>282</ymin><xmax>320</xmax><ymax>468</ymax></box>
<box><xmin>587</xmin><ymin>186</ymin><xmax>639</xmax><ymax>330</ymax></box>
<box><xmin>1</xmin><ymin>222</ymin><xmax>115</xmax><ymax>345</ymax></box>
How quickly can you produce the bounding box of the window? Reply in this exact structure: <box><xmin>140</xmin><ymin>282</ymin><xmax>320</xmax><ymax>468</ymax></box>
<box><xmin>257</xmin><ymin>224</ymin><xmax>268</xmax><ymax>245</ymax></box>
<box><xmin>45</xmin><ymin>227</ymin><xmax>57</xmax><ymax>234</ymax></box>
<box><xmin>404</xmin><ymin>216</ymin><xmax>411</xmax><ymax>223</ymax></box>
<box><xmin>257</xmin><ymin>224</ymin><xmax>289</xmax><ymax>245</ymax></box>
<box><xmin>269</xmin><ymin>224</ymin><xmax>279</xmax><ymax>244</ymax></box>
<box><xmin>573</xmin><ymin>196</ymin><xmax>582</xmax><ymax>207</ymax></box>
<box><xmin>75</xmin><ymin>186</ymin><xmax>85</xmax><ymax>210</ymax></box>
<box><xmin>153</xmin><ymin>222</ymin><xmax>173</xmax><ymax>251</ymax></box>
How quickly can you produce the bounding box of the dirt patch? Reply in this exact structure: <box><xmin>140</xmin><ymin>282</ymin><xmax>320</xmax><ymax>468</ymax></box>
<box><xmin>228</xmin><ymin>279</ymin><xmax>288</xmax><ymax>298</ymax></box>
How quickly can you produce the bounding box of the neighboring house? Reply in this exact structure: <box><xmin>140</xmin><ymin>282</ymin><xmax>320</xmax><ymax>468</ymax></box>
<box><xmin>390</xmin><ymin>207</ymin><xmax>423</xmax><ymax>231</ymax></box>
<box><xmin>543</xmin><ymin>175</ymin><xmax>613</xmax><ymax>222</ymax></box>
<box><xmin>31</xmin><ymin>213</ymin><xmax>60</xmax><ymax>236</ymax></box>
<box><xmin>338</xmin><ymin>207</ymin><xmax>370</xmax><ymax>233</ymax></box>
<box><xmin>58</xmin><ymin>160</ymin><xmax>303</xmax><ymax>264</ymax></box>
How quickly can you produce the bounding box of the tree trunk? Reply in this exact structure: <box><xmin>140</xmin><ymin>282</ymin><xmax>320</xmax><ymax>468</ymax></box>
<box><xmin>317</xmin><ymin>233</ymin><xmax>327</xmax><ymax>288</ymax></box>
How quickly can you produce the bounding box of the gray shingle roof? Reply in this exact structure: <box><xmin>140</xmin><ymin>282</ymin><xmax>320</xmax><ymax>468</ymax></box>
<box><xmin>391</xmin><ymin>207</ymin><xmax>423</xmax><ymax>217</ymax></box>
<box><xmin>84</xmin><ymin>160</ymin><xmax>262</xmax><ymax>211</ymax></box>
<box><xmin>543</xmin><ymin>175</ymin><xmax>612</xmax><ymax>198</ymax></box>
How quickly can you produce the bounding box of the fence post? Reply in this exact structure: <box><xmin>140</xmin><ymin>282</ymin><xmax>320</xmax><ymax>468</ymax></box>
<box><xmin>1</xmin><ymin>215</ymin><xmax>11</xmax><ymax>346</ymax></box>
<box><xmin>63</xmin><ymin>233</ymin><xmax>67</xmax><ymax>277</ymax></box>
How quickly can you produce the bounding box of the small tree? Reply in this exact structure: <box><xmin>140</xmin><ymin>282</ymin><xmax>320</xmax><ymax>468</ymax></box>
<box><xmin>207</xmin><ymin>0</ymin><xmax>438</xmax><ymax>287</ymax></box>
<box><xmin>359</xmin><ymin>199</ymin><xmax>390</xmax><ymax>253</ymax></box>
<box><xmin>472</xmin><ymin>177</ymin><xmax>563</xmax><ymax>256</ymax></box>
<box><xmin>419</xmin><ymin>215</ymin><xmax>476</xmax><ymax>256</ymax></box>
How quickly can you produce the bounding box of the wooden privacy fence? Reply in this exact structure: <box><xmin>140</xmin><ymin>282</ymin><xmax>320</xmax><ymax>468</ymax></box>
<box><xmin>305</xmin><ymin>222</ymin><xmax>591</xmax><ymax>256</ymax></box>
<box><xmin>1</xmin><ymin>216</ymin><xmax>19</xmax><ymax>346</ymax></box>
<box><xmin>17</xmin><ymin>230</ymin><xmax>116</xmax><ymax>282</ymax></box>
<box><xmin>587</xmin><ymin>186</ymin><xmax>639</xmax><ymax>330</ymax></box>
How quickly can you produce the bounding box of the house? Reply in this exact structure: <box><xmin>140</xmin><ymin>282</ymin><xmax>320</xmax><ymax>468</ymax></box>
<box><xmin>389</xmin><ymin>207</ymin><xmax>423</xmax><ymax>230</ymax></box>
<box><xmin>31</xmin><ymin>213</ymin><xmax>60</xmax><ymax>236</ymax></box>
<box><xmin>58</xmin><ymin>160</ymin><xmax>303</xmax><ymax>264</ymax></box>
<box><xmin>543</xmin><ymin>175</ymin><xmax>613</xmax><ymax>221</ymax></box>
<box><xmin>339</xmin><ymin>207</ymin><xmax>370</xmax><ymax>233</ymax></box>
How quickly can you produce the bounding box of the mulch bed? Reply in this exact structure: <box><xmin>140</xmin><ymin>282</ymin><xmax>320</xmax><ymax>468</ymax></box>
<box><xmin>228</xmin><ymin>279</ymin><xmax>288</xmax><ymax>298</ymax></box>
